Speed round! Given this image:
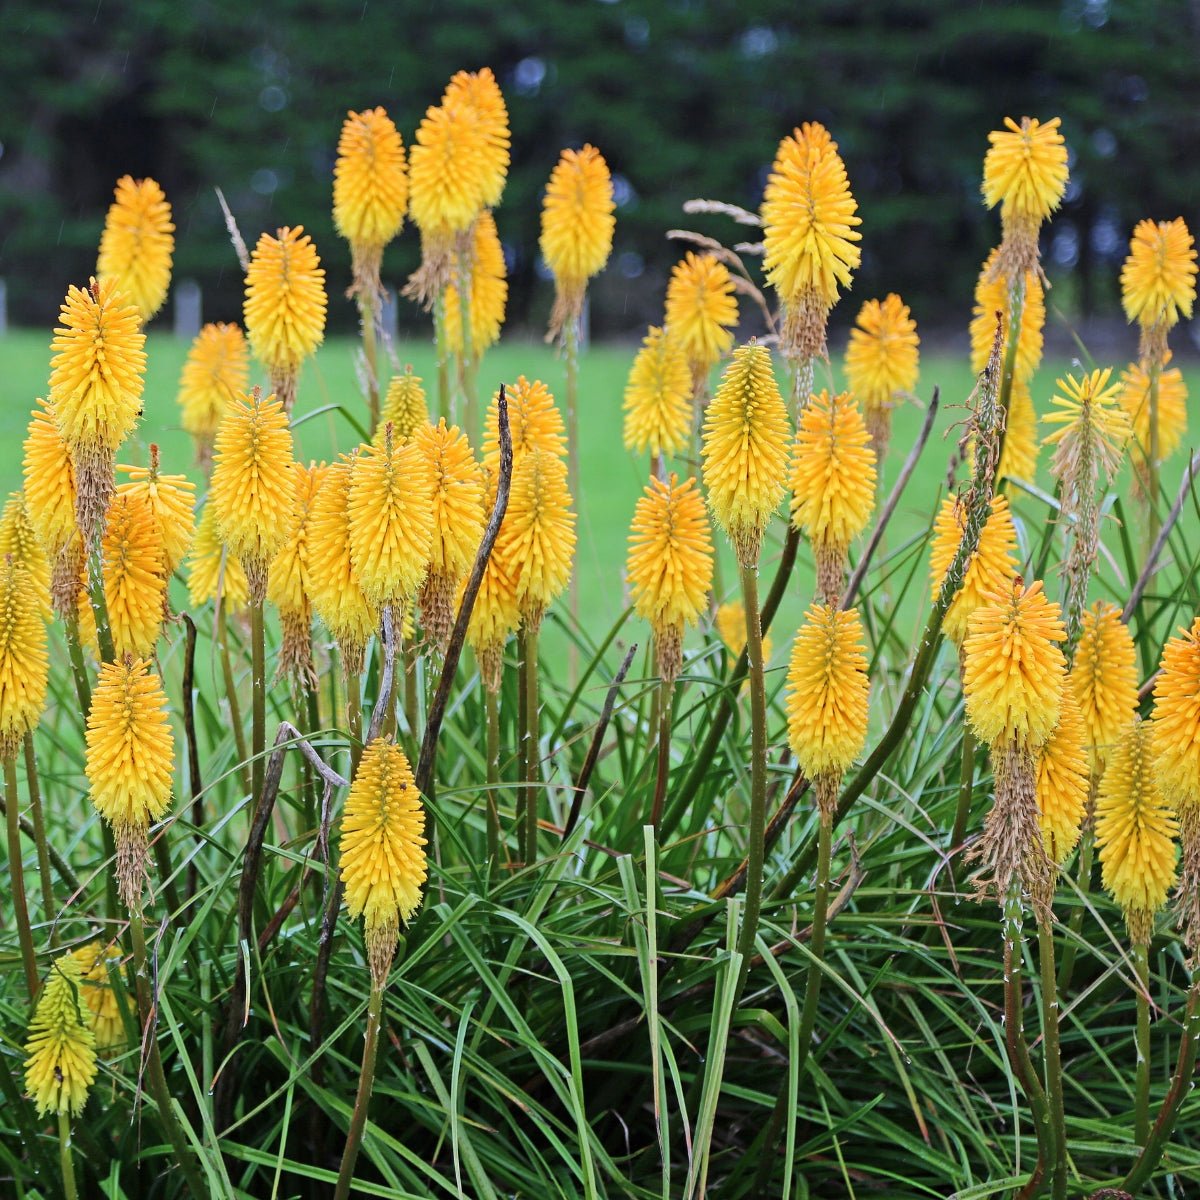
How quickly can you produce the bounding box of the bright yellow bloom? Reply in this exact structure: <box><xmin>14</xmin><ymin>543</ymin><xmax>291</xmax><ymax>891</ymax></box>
<box><xmin>483</xmin><ymin>376</ymin><xmax>567</xmax><ymax>465</ymax></box>
<box><xmin>85</xmin><ymin>657</ymin><xmax>174</xmax><ymax>907</ymax></box>
<box><xmin>1120</xmin><ymin>217</ymin><xmax>1197</xmax><ymax>333</ymax></box>
<box><xmin>664</xmin><ymin>252</ymin><xmax>738</xmax><ymax>378</ymax></box>
<box><xmin>116</xmin><ymin>451</ymin><xmax>196</xmax><ymax>576</ymax></box>
<box><xmin>332</xmin><ymin>107</ymin><xmax>408</xmax><ymax>270</ymax></box>
<box><xmin>465</xmin><ymin>468</ymin><xmax>519</xmax><ymax>691</ymax></box>
<box><xmin>1152</xmin><ymin>617</ymin><xmax>1200</xmax><ymax>810</ymax></box>
<box><xmin>627</xmin><ymin>474</ymin><xmax>713</xmax><ymax>681</ymax></box>
<box><xmin>1042</xmin><ymin>368</ymin><xmax>1130</xmax><ymax>481</ymax></box>
<box><xmin>96</xmin><ymin>176</ymin><xmax>175</xmax><ymax>323</ymax></box>
<box><xmin>0</xmin><ymin>494</ymin><xmax>50</xmax><ymax>621</ymax></box>
<box><xmin>1036</xmin><ymin>681</ymin><xmax>1088</xmax><ymax>864</ymax></box>
<box><xmin>997</xmin><ymin>378</ymin><xmax>1040</xmax><ymax>483</ymax></box>
<box><xmin>1073</xmin><ymin>601</ymin><xmax>1138</xmax><ymax>773</ymax></box>
<box><xmin>443</xmin><ymin>210</ymin><xmax>508</xmax><ymax>355</ymax></box>
<box><xmin>714</xmin><ymin>600</ymin><xmax>773</xmax><ymax>663</ymax></box>
<box><xmin>102</xmin><ymin>492</ymin><xmax>166</xmax><ymax>660</ymax></box>
<box><xmin>1095</xmin><ymin>718</ymin><xmax>1178</xmax><ymax>942</ymax></box>
<box><xmin>622</xmin><ymin>326</ymin><xmax>692</xmax><ymax>459</ymax></box>
<box><xmin>409</xmin><ymin>102</ymin><xmax>490</xmax><ymax>239</ymax></box>
<box><xmin>762</xmin><ymin>122</ymin><xmax>861</xmax><ymax>356</ymax></box>
<box><xmin>970</xmin><ymin>249</ymin><xmax>1045</xmax><ymax>381</ymax></box>
<box><xmin>785</xmin><ymin>604</ymin><xmax>870</xmax><ymax>779</ymax></box>
<box><xmin>929</xmin><ymin>493</ymin><xmax>1019</xmax><ymax>644</ymax></box>
<box><xmin>71</xmin><ymin>941</ymin><xmax>126</xmax><ymax>1053</ymax></box>
<box><xmin>963</xmin><ymin>578</ymin><xmax>1066</xmax><ymax>751</ymax></box>
<box><xmin>339</xmin><ymin>737</ymin><xmax>427</xmax><ymax>984</ymax></box>
<box><xmin>23</xmin><ymin>953</ymin><xmax>97</xmax><ymax>1117</ymax></box>
<box><xmin>210</xmin><ymin>388</ymin><xmax>295</xmax><ymax>593</ymax></box>
<box><xmin>0</xmin><ymin>558</ymin><xmax>48</xmax><ymax>759</ymax></box>
<box><xmin>378</xmin><ymin>367</ymin><xmax>430</xmax><ymax>443</ymax></box>
<box><xmin>1120</xmin><ymin>355</ymin><xmax>1188</xmax><ymax>465</ymax></box>
<box><xmin>701</xmin><ymin>343</ymin><xmax>791</xmax><ymax>567</ymax></box>
<box><xmin>982</xmin><ymin>116</ymin><xmax>1069</xmax><ymax>224</ymax></box>
<box><xmin>177</xmin><ymin>323</ymin><xmax>250</xmax><ymax>458</ymax></box>
<box><xmin>442</xmin><ymin>67</ymin><xmax>510</xmax><ymax>209</ymax></box>
<box><xmin>540</xmin><ymin>144</ymin><xmax>615</xmax><ymax>340</ymax></box>
<box><xmin>844</xmin><ymin>294</ymin><xmax>920</xmax><ymax>409</ymax></box>
<box><xmin>22</xmin><ymin>399</ymin><xmax>78</xmax><ymax>558</ymax></box>
<box><xmin>186</xmin><ymin>502</ymin><xmax>249</xmax><ymax>615</ymax></box>
<box><xmin>498</xmin><ymin>447</ymin><xmax>576</xmax><ymax>629</ymax></box>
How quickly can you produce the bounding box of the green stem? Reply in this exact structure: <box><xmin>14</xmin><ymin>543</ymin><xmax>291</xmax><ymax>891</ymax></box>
<box><xmin>63</xmin><ymin>611</ymin><xmax>92</xmax><ymax>713</ymax></box>
<box><xmin>84</xmin><ymin>544</ymin><xmax>115</xmax><ymax>663</ymax></box>
<box><xmin>485</xmin><ymin>685</ymin><xmax>501</xmax><ymax>867</ymax></box>
<box><xmin>994</xmin><ymin>274</ymin><xmax>1027</xmax><ymax>481</ymax></box>
<box><xmin>521</xmin><ymin>624</ymin><xmax>541</xmax><ymax>869</ymax></box>
<box><xmin>456</xmin><ymin>246</ymin><xmax>478</xmax><ymax>441</ymax></box>
<box><xmin>1135</xmin><ymin>940</ymin><xmax>1151</xmax><ymax>1148</ymax></box>
<box><xmin>403</xmin><ymin>640</ymin><xmax>419</xmax><ymax>743</ymax></box>
<box><xmin>1147</xmin><ymin>354</ymin><xmax>1162</xmax><ymax>552</ymax></box>
<box><xmin>5</xmin><ymin>753</ymin><xmax>38</xmax><ymax>995</ymax></box>
<box><xmin>334</xmin><ymin>980</ymin><xmax>385</xmax><ymax>1200</ymax></box>
<box><xmin>216</xmin><ymin>601</ymin><xmax>252</xmax><ymax>795</ymax></box>
<box><xmin>1037</xmin><ymin>917</ymin><xmax>1068</xmax><ymax>1200</ymax></box>
<box><xmin>649</xmin><ymin>676</ymin><xmax>673</xmax><ymax>828</ymax></box>
<box><xmin>950</xmin><ymin>729</ymin><xmax>976</xmax><ymax>860</ymax></box>
<box><xmin>346</xmin><ymin>665</ymin><xmax>364</xmax><ymax>777</ymax></box>
<box><xmin>1057</xmin><ymin>818</ymin><xmax>1095</xmax><ymax>994</ymax></box>
<box><xmin>58</xmin><ymin>1111</ymin><xmax>78</xmax><ymax>1200</ymax></box>
<box><xmin>23</xmin><ymin>734</ymin><xmax>55</xmax><ymax>935</ymax></box>
<box><xmin>251</xmin><ymin>597</ymin><xmax>266</xmax><ymax>813</ymax></box>
<box><xmin>359</xmin><ymin>290</ymin><xmax>381</xmax><ymax>432</ymax></box>
<box><xmin>565</xmin><ymin>321</ymin><xmax>580</xmax><ymax>659</ymax></box>
<box><xmin>434</xmin><ymin>293</ymin><xmax>451</xmax><ymax>424</ymax></box>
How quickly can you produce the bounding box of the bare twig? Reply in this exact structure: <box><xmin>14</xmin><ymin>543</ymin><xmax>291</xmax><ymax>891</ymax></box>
<box><xmin>367</xmin><ymin>607</ymin><xmax>397</xmax><ymax>744</ymax></box>
<box><xmin>214</xmin><ymin>187</ymin><xmax>250</xmax><ymax>273</ymax></box>
<box><xmin>681</xmin><ymin>198</ymin><xmax>762</xmax><ymax>226</ymax></box>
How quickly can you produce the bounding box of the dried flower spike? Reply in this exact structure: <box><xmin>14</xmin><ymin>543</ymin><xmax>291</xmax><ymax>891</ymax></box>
<box><xmin>24</xmin><ymin>953</ymin><xmax>97</xmax><ymax>1117</ymax></box>
<box><xmin>96</xmin><ymin>175</ymin><xmax>175</xmax><ymax>323</ymax></box>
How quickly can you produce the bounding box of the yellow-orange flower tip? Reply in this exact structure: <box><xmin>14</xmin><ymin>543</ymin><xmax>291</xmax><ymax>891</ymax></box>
<box><xmin>378</xmin><ymin>367</ymin><xmax>430</xmax><ymax>444</ymax></box>
<box><xmin>186</xmin><ymin>502</ymin><xmax>249</xmax><ymax>615</ymax></box>
<box><xmin>443</xmin><ymin>67</ymin><xmax>511</xmax><ymax>209</ymax></box>
<box><xmin>963</xmin><ymin>577</ymin><xmax>1066</xmax><ymax>752</ymax></box>
<box><xmin>484</xmin><ymin>375</ymin><xmax>567</xmax><ymax>465</ymax></box>
<box><xmin>498</xmin><ymin>447</ymin><xmax>576</xmax><ymax>631</ymax></box>
<box><xmin>85</xmin><ymin>656</ymin><xmax>174</xmax><ymax>908</ymax></box>
<box><xmin>0</xmin><ymin>494</ymin><xmax>51</xmax><ymax>622</ymax></box>
<box><xmin>996</xmin><ymin>378</ymin><xmax>1040</xmax><ymax>484</ymax></box>
<box><xmin>210</xmin><ymin>388</ymin><xmax>295</xmax><ymax>598</ymax></box>
<box><xmin>761</xmin><ymin>122</ymin><xmax>861</xmax><ymax>359</ymax></box>
<box><xmin>102</xmin><ymin>491</ymin><xmax>166</xmax><ymax>661</ymax></box>
<box><xmin>664</xmin><ymin>251</ymin><xmax>739</xmax><ymax>381</ymax></box>
<box><xmin>464</xmin><ymin>472</ymin><xmax>520</xmax><ymax>692</ymax></box>
<box><xmin>970</xmin><ymin>249</ymin><xmax>1046</xmax><ymax>382</ymax></box>
<box><xmin>415</xmin><ymin>420</ymin><xmax>485</xmax><ymax>651</ymax></box>
<box><xmin>1095</xmin><ymin>717</ymin><xmax>1178</xmax><ymax>944</ymax></box>
<box><xmin>308</xmin><ymin>457</ymin><xmax>379</xmax><ymax>673</ymax></box>
<box><xmin>929</xmin><ymin>493</ymin><xmax>1019</xmax><ymax>645</ymax></box>
<box><xmin>0</xmin><ymin>557</ymin><xmax>49</xmax><ymax>759</ymax></box>
<box><xmin>1042</xmin><ymin>367</ymin><xmax>1130</xmax><ymax>482</ymax></box>
<box><xmin>23</xmin><ymin>399</ymin><xmax>78</xmax><ymax>559</ymax></box>
<box><xmin>789</xmin><ymin>389</ymin><xmax>876</xmax><ymax>601</ymax></box>
<box><xmin>1120</xmin><ymin>354</ymin><xmax>1188</xmax><ymax>468</ymax></box>
<box><xmin>1120</xmin><ymin>218</ymin><xmax>1197</xmax><ymax>345</ymax></box>
<box><xmin>1073</xmin><ymin>601</ymin><xmax>1138</xmax><ymax>774</ymax></box>
<box><xmin>626</xmin><ymin>474</ymin><xmax>714</xmax><ymax>682</ymax></box>
<box><xmin>177</xmin><ymin>322</ymin><xmax>250</xmax><ymax>460</ymax></box>
<box><xmin>786</xmin><ymin>604</ymin><xmax>870</xmax><ymax>811</ymax></box>
<box><xmin>70</xmin><ymin>940</ymin><xmax>127</xmax><ymax>1053</ymax></box>
<box><xmin>116</xmin><ymin>448</ymin><xmax>196</xmax><ymax>576</ymax></box>
<box><xmin>333</xmin><ymin>107</ymin><xmax>408</xmax><ymax>298</ymax></box>
<box><xmin>339</xmin><ymin>737</ymin><xmax>427</xmax><ymax>985</ymax></box>
<box><xmin>845</xmin><ymin>294</ymin><xmax>920</xmax><ymax>409</ymax></box>
<box><xmin>701</xmin><ymin>343</ymin><xmax>791</xmax><ymax>568</ymax></box>
<box><xmin>96</xmin><ymin>175</ymin><xmax>175</xmax><ymax>323</ymax></box>
<box><xmin>243</xmin><ymin>226</ymin><xmax>327</xmax><ymax>410</ymax></box>
<box><xmin>443</xmin><ymin>210</ymin><xmax>508</xmax><ymax>356</ymax></box>
<box><xmin>622</xmin><ymin>326</ymin><xmax>692</xmax><ymax>459</ymax></box>
<box><xmin>23</xmin><ymin>953</ymin><xmax>97</xmax><ymax>1118</ymax></box>
<box><xmin>1152</xmin><ymin>617</ymin><xmax>1200</xmax><ymax>810</ymax></box>
<box><xmin>540</xmin><ymin>144</ymin><xmax>616</xmax><ymax>342</ymax></box>
<box><xmin>1036</xmin><ymin>681</ymin><xmax>1088</xmax><ymax>865</ymax></box>
<box><xmin>714</xmin><ymin>600</ymin><xmax>773</xmax><ymax>663</ymax></box>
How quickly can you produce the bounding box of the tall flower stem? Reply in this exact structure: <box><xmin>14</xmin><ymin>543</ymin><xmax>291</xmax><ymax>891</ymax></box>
<box><xmin>1135</xmin><ymin>940</ymin><xmax>1152</xmax><ymax>1147</ymax></box>
<box><xmin>57</xmin><ymin>1112</ymin><xmax>78</xmax><ymax>1200</ymax></box>
<box><xmin>4</xmin><ymin>754</ymin><xmax>38</xmax><ymax>995</ymax></box>
<box><xmin>346</xmin><ymin>666</ymin><xmax>364</xmax><ymax>775</ymax></box>
<box><xmin>250</xmin><ymin>597</ymin><xmax>266</xmax><ymax>818</ymax></box>
<box><xmin>994</xmin><ymin>275</ymin><xmax>1027</xmax><ymax>473</ymax></box>
<box><xmin>358</xmin><ymin>291</ymin><xmax>381</xmax><ymax>431</ymax></box>
<box><xmin>84</xmin><ymin>545</ymin><xmax>116</xmax><ymax>664</ymax></box>
<box><xmin>63</xmin><ymin>611</ymin><xmax>92</xmax><ymax>715</ymax></box>
<box><xmin>334</xmin><ymin>978</ymin><xmax>385</xmax><ymax>1200</ymax></box>
<box><xmin>23</xmin><ymin>734</ymin><xmax>55</xmax><ymax>931</ymax></box>
<box><xmin>434</xmin><ymin>293</ymin><xmax>451</xmax><ymax>423</ymax></box>
<box><xmin>485</xmin><ymin>685</ymin><xmax>502</xmax><ymax>866</ymax></box>
<box><xmin>1057</xmin><ymin>819</ymin><xmax>1095</xmax><ymax>993</ymax></box>
<box><xmin>216</xmin><ymin>600</ymin><xmax>251</xmax><ymax>795</ymax></box>
<box><xmin>1146</xmin><ymin>354</ymin><xmax>1162</xmax><ymax>551</ymax></box>
<box><xmin>649</xmin><ymin>677</ymin><xmax>674</xmax><ymax>828</ymax></box>
<box><xmin>455</xmin><ymin>245</ymin><xmax>478</xmax><ymax>441</ymax></box>
<box><xmin>521</xmin><ymin>625</ymin><xmax>541</xmax><ymax>869</ymax></box>
<box><xmin>1037</xmin><ymin>917</ymin><xmax>1068</xmax><ymax>1200</ymax></box>
<box><xmin>950</xmin><ymin>730</ymin><xmax>976</xmax><ymax>863</ymax></box>
<box><xmin>565</xmin><ymin>320</ymin><xmax>581</xmax><ymax>638</ymax></box>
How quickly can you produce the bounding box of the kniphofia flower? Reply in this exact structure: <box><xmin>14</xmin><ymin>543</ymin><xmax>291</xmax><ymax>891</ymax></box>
<box><xmin>997</xmin><ymin>378</ymin><xmax>1040</xmax><ymax>483</ymax></box>
<box><xmin>465</xmin><ymin>467</ymin><xmax>519</xmax><ymax>693</ymax></box>
<box><xmin>970</xmin><ymin>249</ymin><xmax>1045</xmax><ymax>382</ymax></box>
<box><xmin>22</xmin><ymin>399</ymin><xmax>77</xmax><ymax>559</ymax></box>
<box><xmin>1120</xmin><ymin>354</ymin><xmax>1188</xmax><ymax>469</ymax></box>
<box><xmin>622</xmin><ymin>326</ymin><xmax>692</xmax><ymax>460</ymax></box>
<box><xmin>664</xmin><ymin>252</ymin><xmax>739</xmax><ymax>385</ymax></box>
<box><xmin>844</xmin><ymin>293</ymin><xmax>919</xmax><ymax>458</ymax></box>
<box><xmin>701</xmin><ymin>343</ymin><xmax>791</xmax><ymax>568</ymax></box>
<box><xmin>379</xmin><ymin>367</ymin><xmax>430</xmax><ymax>443</ymax></box>
<box><xmin>1073</xmin><ymin>601</ymin><xmax>1138</xmax><ymax>773</ymax></box>
<box><xmin>715</xmin><ymin>600</ymin><xmax>773</xmax><ymax>663</ymax></box>
<box><xmin>443</xmin><ymin>210</ymin><xmax>508</xmax><ymax>356</ymax></box>
<box><xmin>71</xmin><ymin>941</ymin><xmax>126</xmax><ymax>1053</ymax></box>
<box><xmin>23</xmin><ymin>953</ymin><xmax>97</xmax><ymax>1117</ymax></box>
<box><xmin>186</xmin><ymin>502</ymin><xmax>249</xmax><ymax>615</ymax></box>
<box><xmin>0</xmin><ymin>494</ymin><xmax>50</xmax><ymax>621</ymax></box>
<box><xmin>96</xmin><ymin>175</ymin><xmax>175</xmax><ymax>323</ymax></box>
<box><xmin>116</xmin><ymin>448</ymin><xmax>196</xmax><ymax>576</ymax></box>
<box><xmin>102</xmin><ymin>492</ymin><xmax>166</xmax><ymax>659</ymax></box>
<box><xmin>176</xmin><ymin>322</ymin><xmax>250</xmax><ymax>464</ymax></box>
<box><xmin>1043</xmin><ymin>368</ymin><xmax>1130</xmax><ymax>481</ymax></box>
<box><xmin>1120</xmin><ymin>217</ymin><xmax>1197</xmax><ymax>356</ymax></box>
<box><xmin>626</xmin><ymin>474</ymin><xmax>714</xmax><ymax>682</ymax></box>
<box><xmin>0</xmin><ymin>557</ymin><xmax>48</xmax><ymax>760</ymax></box>
<box><xmin>339</xmin><ymin>737</ymin><xmax>427</xmax><ymax>985</ymax></box>
<box><xmin>483</xmin><ymin>376</ymin><xmax>567</xmax><ymax>465</ymax></box>
<box><xmin>1152</xmin><ymin>617</ymin><xmax>1200</xmax><ymax>810</ymax></box>
<box><xmin>1035</xmin><ymin>681</ymin><xmax>1088</xmax><ymax>864</ymax></box>
<box><xmin>442</xmin><ymin>67</ymin><xmax>510</xmax><ymax>209</ymax></box>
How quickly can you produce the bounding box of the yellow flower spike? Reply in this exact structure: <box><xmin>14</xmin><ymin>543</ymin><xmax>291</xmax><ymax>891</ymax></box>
<box><xmin>498</xmin><ymin>447</ymin><xmax>577</xmax><ymax>631</ymax></box>
<box><xmin>210</xmin><ymin>388</ymin><xmax>295</xmax><ymax>600</ymax></box>
<box><xmin>663</xmin><ymin>251</ymin><xmax>739</xmax><ymax>384</ymax></box>
<box><xmin>539</xmin><ymin>144</ymin><xmax>616</xmax><ymax>342</ymax></box>
<box><xmin>49</xmin><ymin>278</ymin><xmax>147</xmax><ymax>546</ymax></box>
<box><xmin>0</xmin><ymin>557</ymin><xmax>49</xmax><ymax>760</ymax></box>
<box><xmin>785</xmin><ymin>604</ymin><xmax>870</xmax><ymax>811</ymax></box>
<box><xmin>1036</xmin><ymin>681</ymin><xmax>1088</xmax><ymax>865</ymax></box>
<box><xmin>963</xmin><ymin>577</ymin><xmax>1067</xmax><ymax>752</ymax></box>
<box><xmin>1073</xmin><ymin>601</ymin><xmax>1138</xmax><ymax>774</ymax></box>
<box><xmin>483</xmin><ymin>376</ymin><xmax>567</xmax><ymax>466</ymax></box>
<box><xmin>443</xmin><ymin>210</ymin><xmax>508</xmax><ymax>356</ymax></box>
<box><xmin>102</xmin><ymin>492</ymin><xmax>166</xmax><ymax>660</ymax></box>
<box><xmin>243</xmin><ymin>226</ymin><xmax>327</xmax><ymax>412</ymax></box>
<box><xmin>970</xmin><ymin>248</ymin><xmax>1046</xmax><ymax>381</ymax></box>
<box><xmin>929</xmin><ymin>493</ymin><xmax>1019</xmax><ymax>645</ymax></box>
<box><xmin>1120</xmin><ymin>354</ymin><xmax>1188</xmax><ymax>469</ymax></box>
<box><xmin>339</xmin><ymin>737</ymin><xmax>427</xmax><ymax>986</ymax></box>
<box><xmin>761</xmin><ymin>122</ymin><xmax>861</xmax><ymax>360</ymax></box>
<box><xmin>701</xmin><ymin>343</ymin><xmax>791</xmax><ymax>569</ymax></box>
<box><xmin>96</xmin><ymin>176</ymin><xmax>175</xmax><ymax>323</ymax></box>
<box><xmin>0</xmin><ymin>494</ymin><xmax>51</xmax><ymax>621</ymax></box>
<box><xmin>844</xmin><ymin>293</ymin><xmax>920</xmax><ymax>459</ymax></box>
<box><xmin>1120</xmin><ymin>217</ymin><xmax>1197</xmax><ymax>346</ymax></box>
<box><xmin>177</xmin><ymin>322</ymin><xmax>250</xmax><ymax>464</ymax></box>
<box><xmin>442</xmin><ymin>67</ymin><xmax>511</xmax><ymax>209</ymax></box>
<box><xmin>186</xmin><ymin>502</ymin><xmax>249</xmax><ymax>615</ymax></box>
<box><xmin>464</xmin><ymin>468</ymin><xmax>519</xmax><ymax>693</ymax></box>
<box><xmin>997</xmin><ymin>378</ymin><xmax>1040</xmax><ymax>484</ymax></box>
<box><xmin>627</xmin><ymin>474</ymin><xmax>714</xmax><ymax>683</ymax></box>
<box><xmin>1152</xmin><ymin>617</ymin><xmax>1200</xmax><ymax>810</ymax></box>
<box><xmin>116</xmin><ymin>447</ymin><xmax>196</xmax><ymax>576</ymax></box>
<box><xmin>308</xmin><ymin>457</ymin><xmax>379</xmax><ymax>674</ymax></box>
<box><xmin>622</xmin><ymin>326</ymin><xmax>692</xmax><ymax>460</ymax></box>
<box><xmin>23</xmin><ymin>953</ymin><xmax>97</xmax><ymax>1117</ymax></box>
<box><xmin>378</xmin><ymin>367</ymin><xmax>430</xmax><ymax>444</ymax></box>
<box><xmin>333</xmin><ymin>106</ymin><xmax>409</xmax><ymax>299</ymax></box>
<box><xmin>1095</xmin><ymin>717</ymin><xmax>1178</xmax><ymax>944</ymax></box>
<box><xmin>23</xmin><ymin>399</ymin><xmax>78</xmax><ymax>558</ymax></box>
<box><xmin>268</xmin><ymin>461</ymin><xmax>328</xmax><ymax>690</ymax></box>
<box><xmin>70</xmin><ymin>941</ymin><xmax>127</xmax><ymax>1053</ymax></box>
<box><xmin>789</xmin><ymin>389</ymin><xmax>877</xmax><ymax>602</ymax></box>
<box><xmin>1042</xmin><ymin>368</ymin><xmax>1130</xmax><ymax>481</ymax></box>
<box><xmin>715</xmin><ymin>600</ymin><xmax>773</xmax><ymax>663</ymax></box>
<box><xmin>414</xmin><ymin>420</ymin><xmax>485</xmax><ymax>651</ymax></box>
<box><xmin>85</xmin><ymin>656</ymin><xmax>174</xmax><ymax>909</ymax></box>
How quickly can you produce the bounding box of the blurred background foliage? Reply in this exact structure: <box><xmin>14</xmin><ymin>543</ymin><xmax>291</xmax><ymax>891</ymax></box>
<box><xmin>1</xmin><ymin>0</ymin><xmax>1197</xmax><ymax>340</ymax></box>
